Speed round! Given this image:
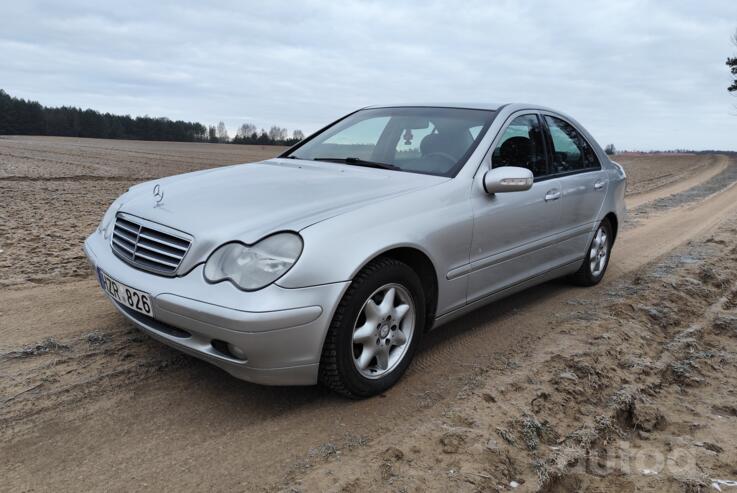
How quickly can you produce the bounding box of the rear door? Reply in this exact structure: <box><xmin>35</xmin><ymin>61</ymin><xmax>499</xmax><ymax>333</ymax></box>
<box><xmin>466</xmin><ymin>113</ymin><xmax>564</xmax><ymax>303</ymax></box>
<box><xmin>542</xmin><ymin>114</ymin><xmax>608</xmax><ymax>265</ymax></box>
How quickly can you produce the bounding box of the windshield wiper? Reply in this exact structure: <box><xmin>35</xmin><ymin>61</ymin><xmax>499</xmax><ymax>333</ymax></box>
<box><xmin>312</xmin><ymin>157</ymin><xmax>400</xmax><ymax>171</ymax></box>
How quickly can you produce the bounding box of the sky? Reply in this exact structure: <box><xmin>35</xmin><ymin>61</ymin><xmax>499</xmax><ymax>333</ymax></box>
<box><xmin>2</xmin><ymin>0</ymin><xmax>736</xmax><ymax>150</ymax></box>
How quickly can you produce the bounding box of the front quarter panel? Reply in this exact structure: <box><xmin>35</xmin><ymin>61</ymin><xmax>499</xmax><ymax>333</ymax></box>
<box><xmin>277</xmin><ymin>179</ymin><xmax>474</xmax><ymax>316</ymax></box>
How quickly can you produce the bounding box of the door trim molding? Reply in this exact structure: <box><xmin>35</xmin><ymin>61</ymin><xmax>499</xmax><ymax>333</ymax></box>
<box><xmin>446</xmin><ymin>223</ymin><xmax>592</xmax><ymax>281</ymax></box>
<box><xmin>435</xmin><ymin>258</ymin><xmax>584</xmax><ymax>328</ymax></box>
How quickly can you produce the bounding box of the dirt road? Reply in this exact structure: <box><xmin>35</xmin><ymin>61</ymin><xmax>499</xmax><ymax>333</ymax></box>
<box><xmin>2</xmin><ymin>139</ymin><xmax>736</xmax><ymax>491</ymax></box>
<box><xmin>623</xmin><ymin>154</ymin><xmax>728</xmax><ymax>209</ymax></box>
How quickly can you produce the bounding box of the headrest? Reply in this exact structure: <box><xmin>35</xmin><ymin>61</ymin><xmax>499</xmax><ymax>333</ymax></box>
<box><xmin>498</xmin><ymin>136</ymin><xmax>531</xmax><ymax>166</ymax></box>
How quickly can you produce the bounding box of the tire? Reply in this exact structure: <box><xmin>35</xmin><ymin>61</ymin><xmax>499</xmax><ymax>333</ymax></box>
<box><xmin>319</xmin><ymin>257</ymin><xmax>426</xmax><ymax>398</ymax></box>
<box><xmin>570</xmin><ymin>218</ymin><xmax>613</xmax><ymax>286</ymax></box>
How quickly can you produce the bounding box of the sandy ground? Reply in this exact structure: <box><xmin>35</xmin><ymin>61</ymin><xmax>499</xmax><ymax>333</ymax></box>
<box><xmin>2</xmin><ymin>137</ymin><xmax>737</xmax><ymax>492</ymax></box>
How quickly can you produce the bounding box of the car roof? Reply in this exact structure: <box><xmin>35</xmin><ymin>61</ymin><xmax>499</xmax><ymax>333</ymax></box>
<box><xmin>364</xmin><ymin>102</ymin><xmax>503</xmax><ymax>111</ymax></box>
<box><xmin>363</xmin><ymin>102</ymin><xmax>560</xmax><ymax>113</ymax></box>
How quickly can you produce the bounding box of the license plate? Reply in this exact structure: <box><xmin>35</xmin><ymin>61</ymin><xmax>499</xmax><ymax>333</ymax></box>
<box><xmin>98</xmin><ymin>270</ymin><xmax>154</xmax><ymax>318</ymax></box>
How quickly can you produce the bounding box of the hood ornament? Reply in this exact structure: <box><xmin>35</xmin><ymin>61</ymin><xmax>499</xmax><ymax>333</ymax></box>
<box><xmin>153</xmin><ymin>184</ymin><xmax>164</xmax><ymax>207</ymax></box>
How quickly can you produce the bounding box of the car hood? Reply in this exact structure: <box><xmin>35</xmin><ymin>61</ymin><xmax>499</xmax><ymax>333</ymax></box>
<box><xmin>117</xmin><ymin>158</ymin><xmax>446</xmax><ymax>271</ymax></box>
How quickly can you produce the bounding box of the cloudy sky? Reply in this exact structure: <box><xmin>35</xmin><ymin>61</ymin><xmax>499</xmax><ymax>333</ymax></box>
<box><xmin>3</xmin><ymin>0</ymin><xmax>736</xmax><ymax>150</ymax></box>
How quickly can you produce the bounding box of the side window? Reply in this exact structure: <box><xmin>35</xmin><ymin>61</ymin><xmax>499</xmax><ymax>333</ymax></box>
<box><xmin>491</xmin><ymin>114</ymin><xmax>547</xmax><ymax>178</ymax></box>
<box><xmin>544</xmin><ymin>116</ymin><xmax>600</xmax><ymax>174</ymax></box>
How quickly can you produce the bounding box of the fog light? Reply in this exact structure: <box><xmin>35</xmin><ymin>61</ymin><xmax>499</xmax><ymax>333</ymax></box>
<box><xmin>227</xmin><ymin>343</ymin><xmax>248</xmax><ymax>361</ymax></box>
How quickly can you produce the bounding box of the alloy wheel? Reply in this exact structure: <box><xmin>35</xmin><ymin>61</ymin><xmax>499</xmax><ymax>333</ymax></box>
<box><xmin>351</xmin><ymin>283</ymin><xmax>416</xmax><ymax>379</ymax></box>
<box><xmin>590</xmin><ymin>225</ymin><xmax>609</xmax><ymax>277</ymax></box>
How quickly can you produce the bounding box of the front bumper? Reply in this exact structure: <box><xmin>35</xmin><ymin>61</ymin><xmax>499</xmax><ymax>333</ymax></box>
<box><xmin>84</xmin><ymin>231</ymin><xmax>349</xmax><ymax>385</ymax></box>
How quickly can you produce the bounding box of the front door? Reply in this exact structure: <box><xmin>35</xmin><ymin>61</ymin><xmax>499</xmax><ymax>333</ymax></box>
<box><xmin>467</xmin><ymin>113</ymin><xmax>563</xmax><ymax>304</ymax></box>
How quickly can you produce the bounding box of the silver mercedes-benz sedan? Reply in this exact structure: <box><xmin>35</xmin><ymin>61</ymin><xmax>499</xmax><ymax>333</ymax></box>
<box><xmin>84</xmin><ymin>103</ymin><xmax>625</xmax><ymax>397</ymax></box>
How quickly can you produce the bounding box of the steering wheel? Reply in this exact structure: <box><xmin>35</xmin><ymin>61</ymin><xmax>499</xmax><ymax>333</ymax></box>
<box><xmin>424</xmin><ymin>151</ymin><xmax>456</xmax><ymax>166</ymax></box>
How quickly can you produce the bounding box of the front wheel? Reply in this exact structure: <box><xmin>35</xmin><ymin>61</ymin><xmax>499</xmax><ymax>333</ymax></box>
<box><xmin>570</xmin><ymin>219</ymin><xmax>612</xmax><ymax>286</ymax></box>
<box><xmin>319</xmin><ymin>257</ymin><xmax>425</xmax><ymax>398</ymax></box>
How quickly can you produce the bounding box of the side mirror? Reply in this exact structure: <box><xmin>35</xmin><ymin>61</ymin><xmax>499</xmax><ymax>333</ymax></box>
<box><xmin>483</xmin><ymin>166</ymin><xmax>533</xmax><ymax>194</ymax></box>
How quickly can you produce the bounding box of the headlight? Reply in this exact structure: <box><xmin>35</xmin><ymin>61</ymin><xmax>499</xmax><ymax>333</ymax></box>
<box><xmin>204</xmin><ymin>233</ymin><xmax>303</xmax><ymax>291</ymax></box>
<box><xmin>99</xmin><ymin>194</ymin><xmax>127</xmax><ymax>238</ymax></box>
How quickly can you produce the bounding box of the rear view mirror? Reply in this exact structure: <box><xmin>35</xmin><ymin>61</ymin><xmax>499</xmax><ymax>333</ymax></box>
<box><xmin>483</xmin><ymin>166</ymin><xmax>533</xmax><ymax>194</ymax></box>
<box><xmin>400</xmin><ymin>117</ymin><xmax>430</xmax><ymax>130</ymax></box>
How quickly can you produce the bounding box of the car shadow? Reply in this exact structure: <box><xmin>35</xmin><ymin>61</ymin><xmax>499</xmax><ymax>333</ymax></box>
<box><xmin>420</xmin><ymin>278</ymin><xmax>573</xmax><ymax>353</ymax></box>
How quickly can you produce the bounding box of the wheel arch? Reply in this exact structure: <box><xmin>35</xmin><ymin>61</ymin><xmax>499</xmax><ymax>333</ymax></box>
<box><xmin>356</xmin><ymin>246</ymin><xmax>439</xmax><ymax>332</ymax></box>
<box><xmin>603</xmin><ymin>211</ymin><xmax>619</xmax><ymax>244</ymax></box>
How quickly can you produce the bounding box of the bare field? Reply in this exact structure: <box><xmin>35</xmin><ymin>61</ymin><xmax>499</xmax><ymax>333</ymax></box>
<box><xmin>0</xmin><ymin>136</ymin><xmax>286</xmax><ymax>286</ymax></box>
<box><xmin>0</xmin><ymin>135</ymin><xmax>285</xmax><ymax>179</ymax></box>
<box><xmin>2</xmin><ymin>137</ymin><xmax>737</xmax><ymax>491</ymax></box>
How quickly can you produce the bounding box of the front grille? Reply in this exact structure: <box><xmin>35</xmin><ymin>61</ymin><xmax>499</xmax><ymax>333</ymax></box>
<box><xmin>111</xmin><ymin>214</ymin><xmax>191</xmax><ymax>276</ymax></box>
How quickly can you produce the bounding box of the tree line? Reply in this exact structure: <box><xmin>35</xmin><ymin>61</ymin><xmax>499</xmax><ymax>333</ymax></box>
<box><xmin>728</xmin><ymin>29</ymin><xmax>737</xmax><ymax>94</ymax></box>
<box><xmin>208</xmin><ymin>121</ymin><xmax>304</xmax><ymax>146</ymax></box>
<box><xmin>0</xmin><ymin>89</ymin><xmax>304</xmax><ymax>145</ymax></box>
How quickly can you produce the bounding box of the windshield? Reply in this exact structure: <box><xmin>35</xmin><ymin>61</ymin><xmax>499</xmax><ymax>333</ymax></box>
<box><xmin>284</xmin><ymin>107</ymin><xmax>497</xmax><ymax>177</ymax></box>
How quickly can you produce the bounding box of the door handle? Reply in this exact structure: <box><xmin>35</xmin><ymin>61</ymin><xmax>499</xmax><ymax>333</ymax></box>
<box><xmin>545</xmin><ymin>189</ymin><xmax>561</xmax><ymax>201</ymax></box>
<box><xmin>594</xmin><ymin>180</ymin><xmax>606</xmax><ymax>190</ymax></box>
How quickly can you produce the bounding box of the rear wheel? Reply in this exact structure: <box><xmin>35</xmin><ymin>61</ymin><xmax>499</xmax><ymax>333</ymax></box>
<box><xmin>319</xmin><ymin>257</ymin><xmax>425</xmax><ymax>398</ymax></box>
<box><xmin>570</xmin><ymin>219</ymin><xmax>612</xmax><ymax>286</ymax></box>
